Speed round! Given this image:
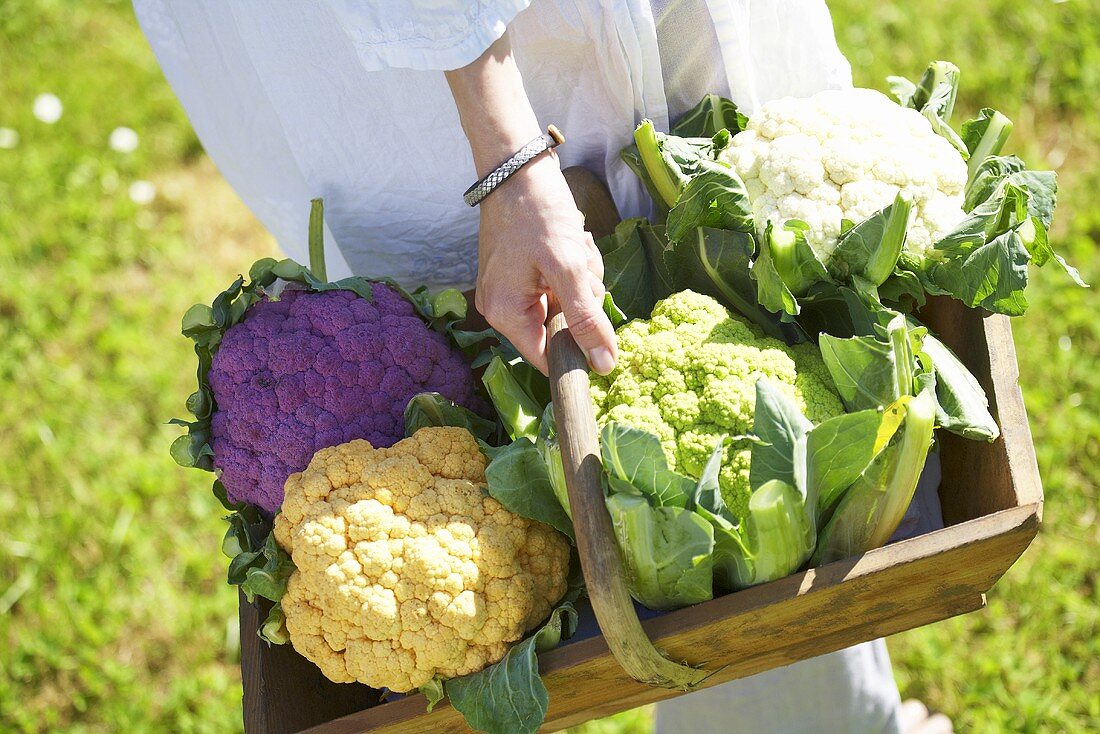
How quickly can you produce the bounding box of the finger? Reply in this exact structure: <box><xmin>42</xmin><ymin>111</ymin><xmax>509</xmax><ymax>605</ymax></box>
<box><xmin>900</xmin><ymin>700</ymin><xmax>929</xmax><ymax>730</ymax></box>
<box><xmin>916</xmin><ymin>714</ymin><xmax>953</xmax><ymax>734</ymax></box>
<box><xmin>482</xmin><ymin>292</ymin><xmax>550</xmax><ymax>375</ymax></box>
<box><xmin>584</xmin><ymin>233</ymin><xmax>605</xmax><ymax>282</ymax></box>
<box><xmin>546</xmin><ymin>262</ymin><xmax>617</xmax><ymax>375</ymax></box>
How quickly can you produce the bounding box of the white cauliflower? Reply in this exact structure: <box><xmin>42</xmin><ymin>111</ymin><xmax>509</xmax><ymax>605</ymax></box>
<box><xmin>720</xmin><ymin>88</ymin><xmax>968</xmax><ymax>257</ymax></box>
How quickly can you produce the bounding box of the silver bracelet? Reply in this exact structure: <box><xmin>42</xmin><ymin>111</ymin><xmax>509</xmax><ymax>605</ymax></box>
<box><xmin>463</xmin><ymin>125</ymin><xmax>565</xmax><ymax>207</ymax></box>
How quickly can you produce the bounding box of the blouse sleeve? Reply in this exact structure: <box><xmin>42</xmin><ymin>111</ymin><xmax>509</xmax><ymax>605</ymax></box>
<box><xmin>327</xmin><ymin>0</ymin><xmax>532</xmax><ymax>71</ymax></box>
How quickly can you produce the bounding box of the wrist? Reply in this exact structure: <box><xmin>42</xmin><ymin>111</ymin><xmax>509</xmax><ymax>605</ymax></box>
<box><xmin>479</xmin><ymin>152</ymin><xmax>564</xmax><ymax>210</ymax></box>
<box><xmin>445</xmin><ymin>31</ymin><xmax>544</xmax><ymax>178</ymax></box>
<box><xmin>468</xmin><ymin>121</ymin><xmax>546</xmax><ymax>178</ymax></box>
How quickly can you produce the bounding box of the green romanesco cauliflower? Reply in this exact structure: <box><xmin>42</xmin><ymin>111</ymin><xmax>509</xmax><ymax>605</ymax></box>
<box><xmin>591</xmin><ymin>291</ymin><xmax>844</xmax><ymax>518</ymax></box>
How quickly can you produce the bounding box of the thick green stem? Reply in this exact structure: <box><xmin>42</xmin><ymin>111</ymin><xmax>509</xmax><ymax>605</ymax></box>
<box><xmin>634</xmin><ymin>121</ymin><xmax>681</xmax><ymax>208</ymax></box>
<box><xmin>864</xmin><ymin>194</ymin><xmax>912</xmax><ymax>286</ymax></box>
<box><xmin>482</xmin><ymin>356</ymin><xmax>545</xmax><ymax>442</ymax></box>
<box><xmin>966</xmin><ymin>111</ymin><xmax>1014</xmax><ymax>185</ymax></box>
<box><xmin>308</xmin><ymin>198</ymin><xmax>327</xmax><ymax>282</ymax></box>
<box><xmin>811</xmin><ymin>389</ymin><xmax>937</xmax><ymax>566</ymax></box>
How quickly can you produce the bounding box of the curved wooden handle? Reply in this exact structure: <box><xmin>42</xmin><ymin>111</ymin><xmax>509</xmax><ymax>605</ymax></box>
<box><xmin>546</xmin><ymin>312</ymin><xmax>711</xmax><ymax>689</ymax></box>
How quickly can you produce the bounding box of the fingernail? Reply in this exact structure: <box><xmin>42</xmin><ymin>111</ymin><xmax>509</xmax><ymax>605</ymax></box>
<box><xmin>587</xmin><ymin>346</ymin><xmax>615</xmax><ymax>375</ymax></box>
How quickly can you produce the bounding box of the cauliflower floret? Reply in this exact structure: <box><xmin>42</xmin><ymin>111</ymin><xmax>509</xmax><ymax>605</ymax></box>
<box><xmin>591</xmin><ymin>291</ymin><xmax>845</xmax><ymax>518</ymax></box>
<box><xmin>719</xmin><ymin>88</ymin><xmax>967</xmax><ymax>258</ymax></box>
<box><xmin>274</xmin><ymin>427</ymin><xmax>571</xmax><ymax>692</ymax></box>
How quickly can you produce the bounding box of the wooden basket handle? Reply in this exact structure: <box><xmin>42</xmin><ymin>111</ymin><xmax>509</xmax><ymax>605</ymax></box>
<box><xmin>546</xmin><ymin>312</ymin><xmax>711</xmax><ymax>689</ymax></box>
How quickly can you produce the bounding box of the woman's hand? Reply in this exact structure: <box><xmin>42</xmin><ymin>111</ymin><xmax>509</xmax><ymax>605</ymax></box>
<box><xmin>476</xmin><ymin>154</ymin><xmax>616</xmax><ymax>375</ymax></box>
<box><xmin>446</xmin><ymin>31</ymin><xmax>617</xmax><ymax>375</ymax></box>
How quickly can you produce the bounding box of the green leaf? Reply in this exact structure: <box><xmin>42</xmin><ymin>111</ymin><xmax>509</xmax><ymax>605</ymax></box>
<box><xmin>181</xmin><ymin>303</ymin><xmax>216</xmax><ymax>335</ymax></box>
<box><xmin>878</xmin><ymin>268</ymin><xmax>927</xmax><ymax>311</ymax></box>
<box><xmin>964</xmin><ymin>155</ymin><xmax>1025</xmax><ymax>212</ymax></box>
<box><xmin>885</xmin><ymin>75</ymin><xmax>917</xmax><ymax>106</ymax></box>
<box><xmin>828</xmin><ymin>194</ymin><xmax>912</xmax><ymax>286</ymax></box>
<box><xmin>692</xmin><ymin>431</ymin><xmax>768</xmax><ymax>517</ymax></box>
<box><xmin>185</xmin><ymin>387</ymin><xmax>213</xmax><ymax>420</ymax></box>
<box><xmin>1005</xmin><ymin>170</ymin><xmax>1057</xmax><ymax>229</ymax></box>
<box><xmin>918</xmin><ymin>330</ymin><xmax>999</xmax><ymax>441</ymax></box>
<box><xmin>211</xmin><ymin>479</ymin><xmax>247</xmax><ymax>513</ymax></box>
<box><xmin>324</xmin><ymin>276</ymin><xmax>374</xmax><ymax>301</ymax></box>
<box><xmin>901</xmin><ymin>61</ymin><xmax>967</xmax><ymax>156</ymax></box>
<box><xmin>602</xmin><ymin>292</ymin><xmax>628</xmax><ymax>327</ymax></box>
<box><xmin>600</xmin><ymin>422</ymin><xmax>696</xmax><ymax>508</ymax></box>
<box><xmin>961</xmin><ymin>108</ymin><xmax>1014</xmax><ymax>183</ymax></box>
<box><xmin>420</xmin><ymin>678</ymin><xmax>446</xmax><ymax>712</ymax></box>
<box><xmin>259</xmin><ymin>603</ymin><xmax>290</xmax><ymax>645</ymax></box>
<box><xmin>904</xmin><ymin>61</ymin><xmax>961</xmax><ymax>119</ymax></box>
<box><xmin>754</xmin><ymin>220</ymin><xmax>830</xmax><ymax>318</ymax></box>
<box><xmin>536</xmin><ymin>406</ymin><xmax>571</xmax><ymax>518</ymax></box>
<box><xmin>928</xmin><ymin>227</ymin><xmax>1032</xmax><ymax>315</ymax></box>
<box><xmin>665</xmin><ymin>162</ymin><xmax>754</xmax><ymax>242</ymax></box>
<box><xmin>271</xmin><ymin>258</ymin><xmax>307</xmax><ymax>281</ymax></box>
<box><xmin>819</xmin><ymin>314</ymin><xmax>917</xmax><ymax>412</ymax></box>
<box><xmin>450</xmin><ymin>326</ymin><xmax>499</xmax><ymax>350</ymax></box>
<box><xmin>605</xmin><ymin>493</ymin><xmax>714</xmax><ymax>609</ymax></box>
<box><xmin>749</xmin><ymin>380</ymin><xmax>813</xmax><ymax>492</ymax></box>
<box><xmin>753</xmin><ymin>233</ymin><xmax>799</xmax><ymax>320</ymax></box>
<box><xmin>633</xmin><ymin>120</ymin><xmax>690</xmax><ymax>206</ymax></box>
<box><xmin>803</xmin><ymin>410</ymin><xmax>889</xmax><ymax>520</ymax></box>
<box><xmin>239</xmin><ymin>532</ymin><xmax>296</xmax><ymax>603</ymax></box>
<box><xmin>692</xmin><ymin>503</ymin><xmax>744</xmax><ymax>592</ymax></box>
<box><xmin>936</xmin><ymin>182</ymin><xmax>1029</xmax><ymax>256</ymax></box>
<box><xmin>482</xmin><ymin>355</ymin><xmax>548</xmax><ymax>442</ymax></box>
<box><xmin>596</xmin><ymin>219</ymin><xmax>676</xmax><ymax>320</ymax></box>
<box><xmin>247</xmin><ymin>257</ymin><xmax>279</xmax><ymax>283</ymax></box>
<box><xmin>671</xmin><ymin>93</ymin><xmax>748</xmax><ymax>137</ymax></box>
<box><xmin>432</xmin><ymin>289</ymin><xmax>469</xmax><ymax>322</ymax></box>
<box><xmin>699</xmin><ymin>478</ymin><xmax>815</xmax><ymax>591</ymax></box>
<box><xmin>943</xmin><ymin>171</ymin><xmax>1054</xmax><ymax>256</ymax></box>
<box><xmin>620</xmin><ymin>144</ymin><xmax>670</xmax><ymax>221</ymax></box>
<box><xmin>169</xmin><ymin>434</ymin><xmax>195</xmax><ymax>468</ymax></box>
<box><xmin>446</xmin><ymin>601</ymin><xmax>577</xmax><ymax>734</ymax></box>
<box><xmin>666</xmin><ymin>226</ymin><xmax>803</xmax><ymax>342</ymax></box>
<box><xmin>812</xmin><ymin>390</ymin><xmax>937</xmax><ymax>565</ymax></box>
<box><xmin>486</xmin><ymin>438</ymin><xmax>575</xmax><ymax>541</ymax></box>
<box><xmin>1023</xmin><ymin>217</ymin><xmax>1089</xmax><ymax>288</ymax></box>
<box><xmin>403</xmin><ymin>392</ymin><xmax>496</xmax><ymax>441</ymax></box>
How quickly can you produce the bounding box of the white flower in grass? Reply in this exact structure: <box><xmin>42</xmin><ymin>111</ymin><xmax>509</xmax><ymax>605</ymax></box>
<box><xmin>129</xmin><ymin>180</ymin><xmax>156</xmax><ymax>205</ymax></box>
<box><xmin>0</xmin><ymin>128</ymin><xmax>18</xmax><ymax>149</ymax></box>
<box><xmin>33</xmin><ymin>94</ymin><xmax>63</xmax><ymax>124</ymax></box>
<box><xmin>109</xmin><ymin>127</ymin><xmax>139</xmax><ymax>154</ymax></box>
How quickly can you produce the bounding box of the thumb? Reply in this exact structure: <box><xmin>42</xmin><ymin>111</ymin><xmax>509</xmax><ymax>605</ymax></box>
<box><xmin>546</xmin><ymin>267</ymin><xmax>617</xmax><ymax>375</ymax></box>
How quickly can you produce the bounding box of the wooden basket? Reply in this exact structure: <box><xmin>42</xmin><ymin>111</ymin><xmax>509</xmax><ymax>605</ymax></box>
<box><xmin>239</xmin><ymin>294</ymin><xmax>1042</xmax><ymax>734</ymax></box>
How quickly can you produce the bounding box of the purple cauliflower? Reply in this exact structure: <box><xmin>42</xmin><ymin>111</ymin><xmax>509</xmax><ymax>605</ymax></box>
<box><xmin>207</xmin><ymin>283</ymin><xmax>481</xmax><ymax>514</ymax></box>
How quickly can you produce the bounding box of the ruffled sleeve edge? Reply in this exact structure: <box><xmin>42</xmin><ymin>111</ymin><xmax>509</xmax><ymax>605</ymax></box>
<box><xmin>341</xmin><ymin>0</ymin><xmax>532</xmax><ymax>72</ymax></box>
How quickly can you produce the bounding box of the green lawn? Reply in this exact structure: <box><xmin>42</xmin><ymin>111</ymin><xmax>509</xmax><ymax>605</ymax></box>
<box><xmin>0</xmin><ymin>1</ymin><xmax>1095</xmax><ymax>732</ymax></box>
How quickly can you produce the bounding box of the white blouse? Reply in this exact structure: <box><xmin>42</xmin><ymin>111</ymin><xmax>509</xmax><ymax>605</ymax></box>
<box><xmin>134</xmin><ymin>0</ymin><xmax>852</xmax><ymax>290</ymax></box>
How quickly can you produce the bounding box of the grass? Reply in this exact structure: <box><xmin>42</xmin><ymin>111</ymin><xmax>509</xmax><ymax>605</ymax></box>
<box><xmin>0</xmin><ymin>0</ymin><xmax>1094</xmax><ymax>732</ymax></box>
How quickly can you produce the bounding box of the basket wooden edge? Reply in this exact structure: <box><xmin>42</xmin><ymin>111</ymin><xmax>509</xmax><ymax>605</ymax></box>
<box><xmin>537</xmin><ymin>501</ymin><xmax>1040</xmax><ymax>672</ymax></box>
<box><xmin>296</xmin><ymin>501</ymin><xmax>1039</xmax><ymax>734</ymax></box>
<box><xmin>542</xmin><ymin>590</ymin><xmax>989</xmax><ymax>732</ymax></box>
<box><xmin>983</xmin><ymin>312</ymin><xmax>1044</xmax><ymax>513</ymax></box>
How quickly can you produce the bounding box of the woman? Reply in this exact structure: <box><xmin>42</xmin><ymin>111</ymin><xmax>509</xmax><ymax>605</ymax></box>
<box><xmin>134</xmin><ymin>2</ymin><xmax>950</xmax><ymax>731</ymax></box>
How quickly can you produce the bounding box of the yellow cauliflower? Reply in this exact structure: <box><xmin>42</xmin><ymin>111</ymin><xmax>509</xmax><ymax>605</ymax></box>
<box><xmin>273</xmin><ymin>426</ymin><xmax>571</xmax><ymax>692</ymax></box>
